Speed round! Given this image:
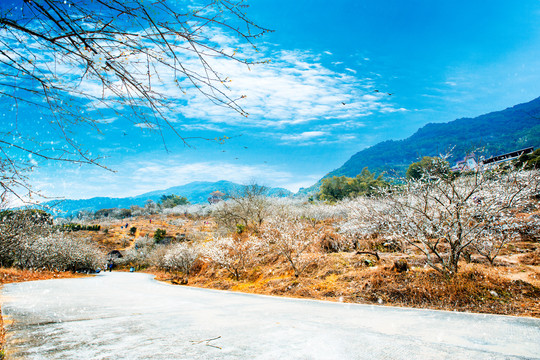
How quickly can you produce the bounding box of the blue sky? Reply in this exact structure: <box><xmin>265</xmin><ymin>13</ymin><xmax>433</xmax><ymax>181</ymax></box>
<box><xmin>3</xmin><ymin>0</ymin><xmax>540</xmax><ymax>201</ymax></box>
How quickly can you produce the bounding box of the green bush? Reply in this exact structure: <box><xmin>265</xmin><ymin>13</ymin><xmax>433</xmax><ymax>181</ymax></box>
<box><xmin>318</xmin><ymin>167</ymin><xmax>388</xmax><ymax>201</ymax></box>
<box><xmin>154</xmin><ymin>229</ymin><xmax>167</xmax><ymax>243</ymax></box>
<box><xmin>236</xmin><ymin>224</ymin><xmax>246</xmax><ymax>234</ymax></box>
<box><xmin>159</xmin><ymin>194</ymin><xmax>190</xmax><ymax>208</ymax></box>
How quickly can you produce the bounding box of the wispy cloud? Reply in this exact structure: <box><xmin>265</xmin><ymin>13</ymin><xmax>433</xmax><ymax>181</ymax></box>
<box><xmin>174</xmin><ymin>48</ymin><xmax>404</xmax><ymax>129</ymax></box>
<box><xmin>280</xmin><ymin>131</ymin><xmax>327</xmax><ymax>141</ymax></box>
<box><xmin>3</xmin><ymin>25</ymin><xmax>404</xmax><ymax>137</ymax></box>
<box><xmin>278</xmin><ymin>130</ymin><xmax>358</xmax><ymax>146</ymax></box>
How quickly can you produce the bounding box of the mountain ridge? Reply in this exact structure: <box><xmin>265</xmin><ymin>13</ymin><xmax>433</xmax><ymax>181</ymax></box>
<box><xmin>41</xmin><ymin>180</ymin><xmax>292</xmax><ymax>217</ymax></box>
<box><xmin>300</xmin><ymin>96</ymin><xmax>540</xmax><ymax>194</ymax></box>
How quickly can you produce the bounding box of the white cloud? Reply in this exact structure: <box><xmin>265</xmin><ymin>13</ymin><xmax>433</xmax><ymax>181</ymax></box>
<box><xmin>3</xmin><ymin>26</ymin><xmax>404</xmax><ymax>137</ymax></box>
<box><xmin>174</xmin><ymin>48</ymin><xmax>404</xmax><ymax>128</ymax></box>
<box><xmin>324</xmin><ymin>51</ymin><xmax>333</xmax><ymax>55</ymax></box>
<box><xmin>280</xmin><ymin>131</ymin><xmax>327</xmax><ymax>142</ymax></box>
<box><xmin>278</xmin><ymin>130</ymin><xmax>358</xmax><ymax>146</ymax></box>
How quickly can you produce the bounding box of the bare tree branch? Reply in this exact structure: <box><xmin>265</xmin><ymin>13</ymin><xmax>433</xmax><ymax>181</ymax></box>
<box><xmin>0</xmin><ymin>0</ymin><xmax>271</xmax><ymax>201</ymax></box>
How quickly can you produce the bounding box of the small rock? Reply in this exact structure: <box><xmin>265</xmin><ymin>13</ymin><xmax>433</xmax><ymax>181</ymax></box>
<box><xmin>392</xmin><ymin>259</ymin><xmax>409</xmax><ymax>273</ymax></box>
<box><xmin>377</xmin><ymin>298</ymin><xmax>384</xmax><ymax>304</ymax></box>
<box><xmin>489</xmin><ymin>290</ymin><xmax>499</xmax><ymax>297</ymax></box>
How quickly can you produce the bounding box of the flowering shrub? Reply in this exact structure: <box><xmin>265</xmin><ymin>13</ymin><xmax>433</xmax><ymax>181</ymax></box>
<box><xmin>28</xmin><ymin>233</ymin><xmax>104</xmax><ymax>271</ymax></box>
<box><xmin>119</xmin><ymin>236</ymin><xmax>156</xmax><ymax>269</ymax></box>
<box><xmin>0</xmin><ymin>210</ymin><xmax>104</xmax><ymax>271</ymax></box>
<box><xmin>259</xmin><ymin>212</ymin><xmax>322</xmax><ymax>278</ymax></box>
<box><xmin>163</xmin><ymin>204</ymin><xmax>215</xmax><ymax>218</ymax></box>
<box><xmin>160</xmin><ymin>243</ymin><xmax>200</xmax><ymax>283</ymax></box>
<box><xmin>203</xmin><ymin>235</ymin><xmax>257</xmax><ymax>280</ymax></box>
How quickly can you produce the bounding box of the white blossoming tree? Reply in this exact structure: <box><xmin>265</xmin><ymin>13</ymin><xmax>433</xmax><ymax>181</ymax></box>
<box><xmin>260</xmin><ymin>213</ymin><xmax>322</xmax><ymax>278</ymax></box>
<box><xmin>203</xmin><ymin>235</ymin><xmax>256</xmax><ymax>280</ymax></box>
<box><xmin>371</xmin><ymin>158</ymin><xmax>539</xmax><ymax>276</ymax></box>
<box><xmin>162</xmin><ymin>243</ymin><xmax>200</xmax><ymax>284</ymax></box>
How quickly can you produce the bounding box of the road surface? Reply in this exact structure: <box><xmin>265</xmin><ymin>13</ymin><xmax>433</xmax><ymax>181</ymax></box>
<box><xmin>1</xmin><ymin>272</ymin><xmax>539</xmax><ymax>359</ymax></box>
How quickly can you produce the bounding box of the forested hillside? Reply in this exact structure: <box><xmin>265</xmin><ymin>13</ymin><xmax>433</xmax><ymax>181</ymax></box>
<box><xmin>329</xmin><ymin>96</ymin><xmax>540</xmax><ymax>178</ymax></box>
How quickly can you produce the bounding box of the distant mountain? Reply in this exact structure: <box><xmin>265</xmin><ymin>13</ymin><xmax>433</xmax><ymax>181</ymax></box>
<box><xmin>302</xmin><ymin>96</ymin><xmax>540</xmax><ymax>194</ymax></box>
<box><xmin>41</xmin><ymin>180</ymin><xmax>292</xmax><ymax>217</ymax></box>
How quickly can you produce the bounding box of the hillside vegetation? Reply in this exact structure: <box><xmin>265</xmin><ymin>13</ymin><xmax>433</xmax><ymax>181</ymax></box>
<box><xmin>316</xmin><ymin>96</ymin><xmax>540</xmax><ymax>190</ymax></box>
<box><xmin>8</xmin><ymin>164</ymin><xmax>535</xmax><ymax>318</ymax></box>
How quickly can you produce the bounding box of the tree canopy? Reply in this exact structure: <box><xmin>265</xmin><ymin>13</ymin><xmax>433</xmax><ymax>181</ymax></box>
<box><xmin>159</xmin><ymin>194</ymin><xmax>190</xmax><ymax>208</ymax></box>
<box><xmin>406</xmin><ymin>156</ymin><xmax>451</xmax><ymax>180</ymax></box>
<box><xmin>318</xmin><ymin>168</ymin><xmax>388</xmax><ymax>201</ymax></box>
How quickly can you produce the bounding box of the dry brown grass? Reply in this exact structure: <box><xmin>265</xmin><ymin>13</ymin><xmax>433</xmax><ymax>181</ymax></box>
<box><xmin>150</xmin><ymin>250</ymin><xmax>540</xmax><ymax>318</ymax></box>
<box><xmin>353</xmin><ymin>265</ymin><xmax>540</xmax><ymax>317</ymax></box>
<box><xmin>0</xmin><ymin>268</ymin><xmax>84</xmax><ymax>285</ymax></box>
<box><xmin>521</xmin><ymin>250</ymin><xmax>540</xmax><ymax>266</ymax></box>
<box><xmin>73</xmin><ymin>215</ymin><xmax>215</xmax><ymax>253</ymax></box>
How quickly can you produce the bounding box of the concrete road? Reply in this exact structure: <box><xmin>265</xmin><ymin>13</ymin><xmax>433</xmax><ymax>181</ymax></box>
<box><xmin>1</xmin><ymin>272</ymin><xmax>539</xmax><ymax>359</ymax></box>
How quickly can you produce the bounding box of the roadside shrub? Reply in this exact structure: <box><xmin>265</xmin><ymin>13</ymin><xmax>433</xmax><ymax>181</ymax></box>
<box><xmin>160</xmin><ymin>243</ymin><xmax>199</xmax><ymax>283</ymax></box>
<box><xmin>119</xmin><ymin>236</ymin><xmax>156</xmax><ymax>269</ymax></box>
<box><xmin>203</xmin><ymin>235</ymin><xmax>257</xmax><ymax>280</ymax></box>
<box><xmin>8</xmin><ymin>232</ymin><xmax>104</xmax><ymax>271</ymax></box>
<box><xmin>0</xmin><ymin>209</ymin><xmax>51</xmax><ymax>267</ymax></box>
<box><xmin>260</xmin><ymin>213</ymin><xmax>322</xmax><ymax>278</ymax></box>
<box><xmin>36</xmin><ymin>234</ymin><xmax>104</xmax><ymax>271</ymax></box>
